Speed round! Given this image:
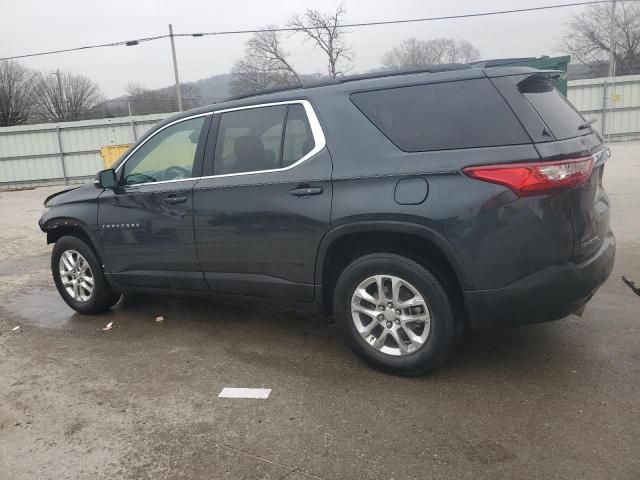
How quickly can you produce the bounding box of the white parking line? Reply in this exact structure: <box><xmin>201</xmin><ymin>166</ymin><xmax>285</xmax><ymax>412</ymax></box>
<box><xmin>218</xmin><ymin>387</ymin><xmax>272</xmax><ymax>399</ymax></box>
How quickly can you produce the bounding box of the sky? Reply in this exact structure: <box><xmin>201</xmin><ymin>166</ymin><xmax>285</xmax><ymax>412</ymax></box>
<box><xmin>0</xmin><ymin>0</ymin><xmax>586</xmax><ymax>98</ymax></box>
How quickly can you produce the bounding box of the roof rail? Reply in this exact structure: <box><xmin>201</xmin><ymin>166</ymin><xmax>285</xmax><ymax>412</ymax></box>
<box><xmin>227</xmin><ymin>83</ymin><xmax>306</xmax><ymax>101</ymax></box>
<box><xmin>336</xmin><ymin>63</ymin><xmax>472</xmax><ymax>84</ymax></box>
<box><xmin>226</xmin><ymin>63</ymin><xmax>473</xmax><ymax>102</ymax></box>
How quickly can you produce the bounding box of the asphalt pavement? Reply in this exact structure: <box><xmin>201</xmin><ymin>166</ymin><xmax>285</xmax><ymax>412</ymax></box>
<box><xmin>1</xmin><ymin>141</ymin><xmax>639</xmax><ymax>479</ymax></box>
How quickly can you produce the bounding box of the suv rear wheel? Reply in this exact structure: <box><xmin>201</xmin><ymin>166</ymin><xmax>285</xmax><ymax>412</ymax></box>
<box><xmin>333</xmin><ymin>253</ymin><xmax>456</xmax><ymax>376</ymax></box>
<box><xmin>52</xmin><ymin>236</ymin><xmax>120</xmax><ymax>314</ymax></box>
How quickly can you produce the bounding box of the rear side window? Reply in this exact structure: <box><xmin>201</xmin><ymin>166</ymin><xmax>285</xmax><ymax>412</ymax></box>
<box><xmin>520</xmin><ymin>79</ymin><xmax>588</xmax><ymax>140</ymax></box>
<box><xmin>214</xmin><ymin>106</ymin><xmax>286</xmax><ymax>175</ymax></box>
<box><xmin>350</xmin><ymin>79</ymin><xmax>529</xmax><ymax>152</ymax></box>
<box><xmin>214</xmin><ymin>103</ymin><xmax>315</xmax><ymax>175</ymax></box>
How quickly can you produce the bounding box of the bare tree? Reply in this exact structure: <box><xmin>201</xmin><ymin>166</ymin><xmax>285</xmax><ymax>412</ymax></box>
<box><xmin>0</xmin><ymin>60</ymin><xmax>37</xmax><ymax>126</ymax></box>
<box><xmin>381</xmin><ymin>38</ymin><xmax>480</xmax><ymax>70</ymax></box>
<box><xmin>125</xmin><ymin>83</ymin><xmax>173</xmax><ymax>115</ymax></box>
<box><xmin>32</xmin><ymin>71</ymin><xmax>103</xmax><ymax>122</ymax></box>
<box><xmin>288</xmin><ymin>5</ymin><xmax>352</xmax><ymax>78</ymax></box>
<box><xmin>125</xmin><ymin>83</ymin><xmax>200</xmax><ymax>114</ymax></box>
<box><xmin>230</xmin><ymin>28</ymin><xmax>301</xmax><ymax>96</ymax></box>
<box><xmin>247</xmin><ymin>28</ymin><xmax>301</xmax><ymax>84</ymax></box>
<box><xmin>563</xmin><ymin>2</ymin><xmax>640</xmax><ymax>76</ymax></box>
<box><xmin>176</xmin><ymin>83</ymin><xmax>200</xmax><ymax>109</ymax></box>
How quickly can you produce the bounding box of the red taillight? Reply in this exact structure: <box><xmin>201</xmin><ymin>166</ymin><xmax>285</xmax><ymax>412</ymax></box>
<box><xmin>462</xmin><ymin>156</ymin><xmax>594</xmax><ymax>197</ymax></box>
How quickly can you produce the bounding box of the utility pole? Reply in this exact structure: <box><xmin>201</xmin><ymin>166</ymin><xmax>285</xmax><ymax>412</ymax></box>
<box><xmin>52</xmin><ymin>69</ymin><xmax>63</xmax><ymax>93</ymax></box>
<box><xmin>604</xmin><ymin>0</ymin><xmax>617</xmax><ymax>142</ymax></box>
<box><xmin>607</xmin><ymin>0</ymin><xmax>616</xmax><ymax>78</ymax></box>
<box><xmin>168</xmin><ymin>24</ymin><xmax>183</xmax><ymax>112</ymax></box>
<box><xmin>50</xmin><ymin>69</ymin><xmax>64</xmax><ymax>120</ymax></box>
<box><xmin>127</xmin><ymin>101</ymin><xmax>137</xmax><ymax>141</ymax></box>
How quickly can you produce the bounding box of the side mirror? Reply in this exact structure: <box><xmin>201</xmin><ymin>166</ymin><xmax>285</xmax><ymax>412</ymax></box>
<box><xmin>94</xmin><ymin>169</ymin><xmax>117</xmax><ymax>189</ymax></box>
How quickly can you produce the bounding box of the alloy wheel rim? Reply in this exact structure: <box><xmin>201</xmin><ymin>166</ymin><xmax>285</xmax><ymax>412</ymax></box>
<box><xmin>59</xmin><ymin>250</ymin><xmax>94</xmax><ymax>302</ymax></box>
<box><xmin>351</xmin><ymin>274</ymin><xmax>431</xmax><ymax>356</ymax></box>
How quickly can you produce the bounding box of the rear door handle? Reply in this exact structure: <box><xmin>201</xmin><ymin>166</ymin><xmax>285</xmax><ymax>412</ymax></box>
<box><xmin>289</xmin><ymin>186</ymin><xmax>323</xmax><ymax>197</ymax></box>
<box><xmin>163</xmin><ymin>196</ymin><xmax>187</xmax><ymax>205</ymax></box>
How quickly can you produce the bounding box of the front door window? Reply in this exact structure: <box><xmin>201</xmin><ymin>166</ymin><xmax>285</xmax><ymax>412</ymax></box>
<box><xmin>123</xmin><ymin>116</ymin><xmax>206</xmax><ymax>185</ymax></box>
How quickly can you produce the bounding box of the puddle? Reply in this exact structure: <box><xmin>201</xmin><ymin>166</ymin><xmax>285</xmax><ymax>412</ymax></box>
<box><xmin>0</xmin><ymin>288</ymin><xmax>254</xmax><ymax>331</ymax></box>
<box><xmin>1</xmin><ymin>287</ymin><xmax>328</xmax><ymax>338</ymax></box>
<box><xmin>2</xmin><ymin>288</ymin><xmax>77</xmax><ymax>328</ymax></box>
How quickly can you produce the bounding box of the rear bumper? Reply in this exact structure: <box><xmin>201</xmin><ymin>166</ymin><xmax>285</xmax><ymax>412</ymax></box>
<box><xmin>464</xmin><ymin>232</ymin><xmax>615</xmax><ymax>329</ymax></box>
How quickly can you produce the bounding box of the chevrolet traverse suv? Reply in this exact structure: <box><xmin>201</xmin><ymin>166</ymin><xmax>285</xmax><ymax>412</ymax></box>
<box><xmin>40</xmin><ymin>66</ymin><xmax>615</xmax><ymax>375</ymax></box>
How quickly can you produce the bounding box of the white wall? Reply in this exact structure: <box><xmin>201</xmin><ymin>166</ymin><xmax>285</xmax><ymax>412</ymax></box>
<box><xmin>0</xmin><ymin>113</ymin><xmax>169</xmax><ymax>188</ymax></box>
<box><xmin>568</xmin><ymin>74</ymin><xmax>640</xmax><ymax>142</ymax></box>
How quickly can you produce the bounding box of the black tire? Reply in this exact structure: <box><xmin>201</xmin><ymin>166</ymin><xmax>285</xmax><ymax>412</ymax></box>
<box><xmin>51</xmin><ymin>235</ymin><xmax>120</xmax><ymax>314</ymax></box>
<box><xmin>333</xmin><ymin>253</ymin><xmax>457</xmax><ymax>376</ymax></box>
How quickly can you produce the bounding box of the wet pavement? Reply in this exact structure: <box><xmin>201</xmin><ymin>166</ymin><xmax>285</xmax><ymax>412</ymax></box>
<box><xmin>1</xmin><ymin>142</ymin><xmax>639</xmax><ymax>479</ymax></box>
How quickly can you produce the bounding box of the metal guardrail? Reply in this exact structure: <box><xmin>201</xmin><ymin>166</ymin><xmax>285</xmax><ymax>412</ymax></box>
<box><xmin>0</xmin><ymin>149</ymin><xmax>100</xmax><ymax>162</ymax></box>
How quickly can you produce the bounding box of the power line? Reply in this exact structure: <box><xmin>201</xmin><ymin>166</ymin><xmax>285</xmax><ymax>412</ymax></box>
<box><xmin>1</xmin><ymin>35</ymin><xmax>166</xmax><ymax>61</ymax></box>
<box><xmin>183</xmin><ymin>1</ymin><xmax>612</xmax><ymax>37</ymax></box>
<box><xmin>0</xmin><ymin>1</ymin><xmax>610</xmax><ymax>61</ymax></box>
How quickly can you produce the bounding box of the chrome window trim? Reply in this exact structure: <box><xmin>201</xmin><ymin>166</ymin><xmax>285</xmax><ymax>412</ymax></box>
<box><xmin>116</xmin><ymin>100</ymin><xmax>326</xmax><ymax>188</ymax></box>
<box><xmin>114</xmin><ymin>112</ymin><xmax>212</xmax><ymax>179</ymax></box>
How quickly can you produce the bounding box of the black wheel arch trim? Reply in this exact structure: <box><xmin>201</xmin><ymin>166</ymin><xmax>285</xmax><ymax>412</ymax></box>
<box><xmin>42</xmin><ymin>217</ymin><xmax>106</xmax><ymax>267</ymax></box>
<box><xmin>314</xmin><ymin>220</ymin><xmax>469</xmax><ymax>291</ymax></box>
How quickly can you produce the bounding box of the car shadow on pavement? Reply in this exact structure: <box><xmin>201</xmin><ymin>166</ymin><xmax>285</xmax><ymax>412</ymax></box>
<box><xmin>114</xmin><ymin>292</ymin><xmax>588</xmax><ymax>385</ymax></box>
<box><xmin>2</xmin><ymin>286</ymin><xmax>586</xmax><ymax>383</ymax></box>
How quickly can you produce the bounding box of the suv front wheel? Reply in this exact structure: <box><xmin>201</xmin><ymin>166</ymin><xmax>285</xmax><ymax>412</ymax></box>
<box><xmin>52</xmin><ymin>235</ymin><xmax>120</xmax><ymax>314</ymax></box>
<box><xmin>333</xmin><ymin>253</ymin><xmax>456</xmax><ymax>376</ymax></box>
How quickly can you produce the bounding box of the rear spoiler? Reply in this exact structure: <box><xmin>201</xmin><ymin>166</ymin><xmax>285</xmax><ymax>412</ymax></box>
<box><xmin>516</xmin><ymin>71</ymin><xmax>566</xmax><ymax>93</ymax></box>
<box><xmin>483</xmin><ymin>67</ymin><xmax>566</xmax><ymax>81</ymax></box>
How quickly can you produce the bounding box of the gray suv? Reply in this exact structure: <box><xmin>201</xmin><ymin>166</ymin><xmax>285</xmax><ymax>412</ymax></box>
<box><xmin>40</xmin><ymin>65</ymin><xmax>615</xmax><ymax>375</ymax></box>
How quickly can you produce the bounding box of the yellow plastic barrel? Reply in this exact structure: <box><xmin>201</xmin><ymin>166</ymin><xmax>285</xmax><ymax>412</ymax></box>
<box><xmin>100</xmin><ymin>144</ymin><xmax>131</xmax><ymax>169</ymax></box>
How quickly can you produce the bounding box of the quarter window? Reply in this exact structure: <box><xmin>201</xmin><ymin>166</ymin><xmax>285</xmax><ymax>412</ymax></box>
<box><xmin>520</xmin><ymin>80</ymin><xmax>589</xmax><ymax>140</ymax></box>
<box><xmin>283</xmin><ymin>104</ymin><xmax>315</xmax><ymax>167</ymax></box>
<box><xmin>123</xmin><ymin>117</ymin><xmax>205</xmax><ymax>185</ymax></box>
<box><xmin>351</xmin><ymin>79</ymin><xmax>529</xmax><ymax>152</ymax></box>
<box><xmin>214</xmin><ymin>103</ymin><xmax>315</xmax><ymax>175</ymax></box>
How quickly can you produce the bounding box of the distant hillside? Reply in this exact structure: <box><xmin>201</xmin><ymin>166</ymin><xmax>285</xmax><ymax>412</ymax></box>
<box><xmin>97</xmin><ymin>74</ymin><xmax>232</xmax><ymax>117</ymax></box>
<box><xmin>192</xmin><ymin>74</ymin><xmax>232</xmax><ymax>102</ymax></box>
<box><xmin>144</xmin><ymin>73</ymin><xmax>232</xmax><ymax>105</ymax></box>
<box><xmin>97</xmin><ymin>59</ymin><xmax>615</xmax><ymax>119</ymax></box>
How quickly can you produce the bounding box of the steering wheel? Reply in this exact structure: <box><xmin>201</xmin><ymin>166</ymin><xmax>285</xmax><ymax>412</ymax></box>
<box><xmin>162</xmin><ymin>165</ymin><xmax>191</xmax><ymax>181</ymax></box>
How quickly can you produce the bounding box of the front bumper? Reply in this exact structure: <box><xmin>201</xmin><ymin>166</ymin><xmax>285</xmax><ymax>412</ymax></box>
<box><xmin>464</xmin><ymin>232</ymin><xmax>616</xmax><ymax>329</ymax></box>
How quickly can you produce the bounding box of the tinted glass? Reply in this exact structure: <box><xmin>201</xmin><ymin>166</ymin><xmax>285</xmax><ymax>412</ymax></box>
<box><xmin>282</xmin><ymin>104</ymin><xmax>314</xmax><ymax>167</ymax></box>
<box><xmin>351</xmin><ymin>79</ymin><xmax>529</xmax><ymax>152</ymax></box>
<box><xmin>214</xmin><ymin>106</ymin><xmax>286</xmax><ymax>175</ymax></box>
<box><xmin>123</xmin><ymin>117</ymin><xmax>205</xmax><ymax>185</ymax></box>
<box><xmin>521</xmin><ymin>80</ymin><xmax>589</xmax><ymax>140</ymax></box>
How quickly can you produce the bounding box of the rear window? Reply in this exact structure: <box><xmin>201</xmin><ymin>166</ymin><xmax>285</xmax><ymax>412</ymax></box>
<box><xmin>520</xmin><ymin>79</ymin><xmax>589</xmax><ymax>140</ymax></box>
<box><xmin>350</xmin><ymin>79</ymin><xmax>529</xmax><ymax>152</ymax></box>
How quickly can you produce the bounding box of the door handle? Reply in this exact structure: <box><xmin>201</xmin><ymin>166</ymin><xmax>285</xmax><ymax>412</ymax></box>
<box><xmin>163</xmin><ymin>196</ymin><xmax>187</xmax><ymax>205</ymax></box>
<box><xmin>289</xmin><ymin>186</ymin><xmax>323</xmax><ymax>197</ymax></box>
